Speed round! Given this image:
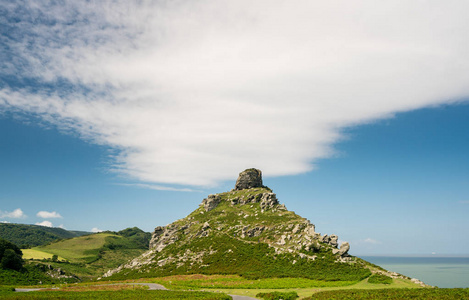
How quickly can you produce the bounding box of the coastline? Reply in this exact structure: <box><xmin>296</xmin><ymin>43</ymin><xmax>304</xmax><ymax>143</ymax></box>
<box><xmin>361</xmin><ymin>256</ymin><xmax>469</xmax><ymax>288</ymax></box>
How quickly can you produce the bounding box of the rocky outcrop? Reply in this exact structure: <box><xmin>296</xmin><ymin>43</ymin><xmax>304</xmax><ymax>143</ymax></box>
<box><xmin>235</xmin><ymin>168</ymin><xmax>264</xmax><ymax>190</ymax></box>
<box><xmin>333</xmin><ymin>242</ymin><xmax>350</xmax><ymax>257</ymax></box>
<box><xmin>149</xmin><ymin>224</ymin><xmax>180</xmax><ymax>252</ymax></box>
<box><xmin>329</xmin><ymin>234</ymin><xmax>339</xmax><ymax>248</ymax></box>
<box><xmin>260</xmin><ymin>193</ymin><xmax>279</xmax><ymax>210</ymax></box>
<box><xmin>241</xmin><ymin>226</ymin><xmax>265</xmax><ymax>238</ymax></box>
<box><xmin>201</xmin><ymin>194</ymin><xmax>221</xmax><ymax>212</ymax></box>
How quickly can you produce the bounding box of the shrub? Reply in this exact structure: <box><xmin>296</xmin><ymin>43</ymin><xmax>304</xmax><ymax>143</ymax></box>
<box><xmin>367</xmin><ymin>273</ymin><xmax>393</xmax><ymax>284</ymax></box>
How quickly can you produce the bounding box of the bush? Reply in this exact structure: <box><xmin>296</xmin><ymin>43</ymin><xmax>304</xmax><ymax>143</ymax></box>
<box><xmin>256</xmin><ymin>291</ymin><xmax>299</xmax><ymax>300</ymax></box>
<box><xmin>1</xmin><ymin>249</ymin><xmax>23</xmax><ymax>271</ymax></box>
<box><xmin>367</xmin><ymin>273</ymin><xmax>393</xmax><ymax>284</ymax></box>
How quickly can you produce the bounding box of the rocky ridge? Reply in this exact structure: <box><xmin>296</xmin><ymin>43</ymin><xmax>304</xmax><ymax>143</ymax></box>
<box><xmin>103</xmin><ymin>169</ymin><xmax>359</xmax><ymax>279</ymax></box>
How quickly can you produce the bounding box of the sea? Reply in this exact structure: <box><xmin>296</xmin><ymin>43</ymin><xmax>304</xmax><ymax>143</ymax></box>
<box><xmin>361</xmin><ymin>256</ymin><xmax>469</xmax><ymax>288</ymax></box>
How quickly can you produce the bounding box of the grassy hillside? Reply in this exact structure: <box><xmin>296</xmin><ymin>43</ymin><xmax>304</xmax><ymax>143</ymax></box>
<box><xmin>0</xmin><ymin>223</ymin><xmax>90</xmax><ymax>247</ymax></box>
<box><xmin>28</xmin><ymin>232</ymin><xmax>149</xmax><ymax>280</ymax></box>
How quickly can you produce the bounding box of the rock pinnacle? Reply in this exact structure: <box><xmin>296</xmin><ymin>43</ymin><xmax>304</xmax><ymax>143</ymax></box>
<box><xmin>234</xmin><ymin>168</ymin><xmax>264</xmax><ymax>190</ymax></box>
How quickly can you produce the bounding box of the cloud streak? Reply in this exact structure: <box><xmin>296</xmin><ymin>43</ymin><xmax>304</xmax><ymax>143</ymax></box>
<box><xmin>37</xmin><ymin>211</ymin><xmax>63</xmax><ymax>219</ymax></box>
<box><xmin>1</xmin><ymin>1</ymin><xmax>469</xmax><ymax>187</ymax></box>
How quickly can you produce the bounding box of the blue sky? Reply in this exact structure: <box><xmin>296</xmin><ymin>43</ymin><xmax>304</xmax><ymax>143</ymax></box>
<box><xmin>1</xmin><ymin>104</ymin><xmax>468</xmax><ymax>255</ymax></box>
<box><xmin>1</xmin><ymin>1</ymin><xmax>469</xmax><ymax>255</ymax></box>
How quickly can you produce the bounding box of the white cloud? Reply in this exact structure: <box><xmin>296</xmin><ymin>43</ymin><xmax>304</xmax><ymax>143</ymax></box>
<box><xmin>363</xmin><ymin>238</ymin><xmax>382</xmax><ymax>245</ymax></box>
<box><xmin>91</xmin><ymin>227</ymin><xmax>103</xmax><ymax>233</ymax></box>
<box><xmin>0</xmin><ymin>208</ymin><xmax>26</xmax><ymax>219</ymax></box>
<box><xmin>1</xmin><ymin>1</ymin><xmax>469</xmax><ymax>187</ymax></box>
<box><xmin>0</xmin><ymin>221</ymin><xmax>10</xmax><ymax>223</ymax></box>
<box><xmin>36</xmin><ymin>211</ymin><xmax>63</xmax><ymax>219</ymax></box>
<box><xmin>36</xmin><ymin>220</ymin><xmax>53</xmax><ymax>227</ymax></box>
<box><xmin>58</xmin><ymin>224</ymin><xmax>66</xmax><ymax>229</ymax></box>
<box><xmin>120</xmin><ymin>183</ymin><xmax>197</xmax><ymax>192</ymax></box>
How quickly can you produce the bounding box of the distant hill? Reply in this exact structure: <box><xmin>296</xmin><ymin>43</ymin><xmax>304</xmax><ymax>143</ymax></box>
<box><xmin>0</xmin><ymin>223</ymin><xmax>90</xmax><ymax>247</ymax></box>
<box><xmin>23</xmin><ymin>231</ymin><xmax>150</xmax><ymax>280</ymax></box>
<box><xmin>117</xmin><ymin>227</ymin><xmax>152</xmax><ymax>249</ymax></box>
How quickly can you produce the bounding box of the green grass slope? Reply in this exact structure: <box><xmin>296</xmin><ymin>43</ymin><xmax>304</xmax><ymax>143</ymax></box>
<box><xmin>28</xmin><ymin>232</ymin><xmax>149</xmax><ymax>280</ymax></box>
<box><xmin>0</xmin><ymin>223</ymin><xmax>90</xmax><ymax>247</ymax></box>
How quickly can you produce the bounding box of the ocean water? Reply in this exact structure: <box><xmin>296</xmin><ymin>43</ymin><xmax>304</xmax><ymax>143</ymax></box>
<box><xmin>361</xmin><ymin>256</ymin><xmax>469</xmax><ymax>288</ymax></box>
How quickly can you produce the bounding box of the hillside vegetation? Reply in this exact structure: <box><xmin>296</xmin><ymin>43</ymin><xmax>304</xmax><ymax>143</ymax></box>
<box><xmin>0</xmin><ymin>223</ymin><xmax>89</xmax><ymax>247</ymax></box>
<box><xmin>25</xmin><ymin>232</ymin><xmax>149</xmax><ymax>280</ymax></box>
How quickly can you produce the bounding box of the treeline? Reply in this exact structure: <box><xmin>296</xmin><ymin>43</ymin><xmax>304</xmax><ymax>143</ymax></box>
<box><xmin>116</xmin><ymin>227</ymin><xmax>152</xmax><ymax>249</ymax></box>
<box><xmin>0</xmin><ymin>224</ymin><xmax>151</xmax><ymax>249</ymax></box>
<box><xmin>0</xmin><ymin>223</ymin><xmax>89</xmax><ymax>247</ymax></box>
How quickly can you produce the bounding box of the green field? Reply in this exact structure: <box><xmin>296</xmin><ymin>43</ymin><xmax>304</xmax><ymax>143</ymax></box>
<box><xmin>17</xmin><ymin>233</ymin><xmax>147</xmax><ymax>280</ymax></box>
<box><xmin>36</xmin><ymin>233</ymin><xmax>114</xmax><ymax>263</ymax></box>
<box><xmin>22</xmin><ymin>249</ymin><xmax>66</xmax><ymax>261</ymax></box>
<box><xmin>0</xmin><ymin>289</ymin><xmax>231</xmax><ymax>299</ymax></box>
<box><xmin>187</xmin><ymin>276</ymin><xmax>422</xmax><ymax>298</ymax></box>
<box><xmin>144</xmin><ymin>274</ymin><xmax>358</xmax><ymax>289</ymax></box>
<box><xmin>4</xmin><ymin>276</ymin><xmax>464</xmax><ymax>300</ymax></box>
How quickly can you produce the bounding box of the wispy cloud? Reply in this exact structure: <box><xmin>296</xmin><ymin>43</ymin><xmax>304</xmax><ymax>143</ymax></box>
<box><xmin>0</xmin><ymin>208</ymin><xmax>26</xmax><ymax>219</ymax></box>
<box><xmin>37</xmin><ymin>211</ymin><xmax>63</xmax><ymax>219</ymax></box>
<box><xmin>1</xmin><ymin>1</ymin><xmax>469</xmax><ymax>188</ymax></box>
<box><xmin>91</xmin><ymin>227</ymin><xmax>103</xmax><ymax>233</ymax></box>
<box><xmin>458</xmin><ymin>201</ymin><xmax>469</xmax><ymax>204</ymax></box>
<box><xmin>36</xmin><ymin>220</ymin><xmax>53</xmax><ymax>227</ymax></box>
<box><xmin>363</xmin><ymin>238</ymin><xmax>382</xmax><ymax>245</ymax></box>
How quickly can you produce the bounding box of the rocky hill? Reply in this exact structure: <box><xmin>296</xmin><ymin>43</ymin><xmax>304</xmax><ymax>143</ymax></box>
<box><xmin>104</xmin><ymin>169</ymin><xmax>371</xmax><ymax>281</ymax></box>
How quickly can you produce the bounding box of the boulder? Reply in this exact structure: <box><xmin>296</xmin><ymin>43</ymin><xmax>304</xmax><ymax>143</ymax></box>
<box><xmin>329</xmin><ymin>234</ymin><xmax>339</xmax><ymax>248</ymax></box>
<box><xmin>332</xmin><ymin>242</ymin><xmax>350</xmax><ymax>256</ymax></box>
<box><xmin>235</xmin><ymin>168</ymin><xmax>264</xmax><ymax>190</ymax></box>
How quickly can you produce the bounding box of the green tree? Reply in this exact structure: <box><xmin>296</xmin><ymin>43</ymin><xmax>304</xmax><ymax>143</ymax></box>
<box><xmin>0</xmin><ymin>238</ymin><xmax>24</xmax><ymax>271</ymax></box>
<box><xmin>1</xmin><ymin>248</ymin><xmax>23</xmax><ymax>270</ymax></box>
<box><xmin>52</xmin><ymin>254</ymin><xmax>58</xmax><ymax>262</ymax></box>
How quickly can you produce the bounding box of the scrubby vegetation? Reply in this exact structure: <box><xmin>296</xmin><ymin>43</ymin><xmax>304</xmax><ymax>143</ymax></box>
<box><xmin>367</xmin><ymin>273</ymin><xmax>393</xmax><ymax>284</ymax></box>
<box><xmin>303</xmin><ymin>288</ymin><xmax>469</xmax><ymax>299</ymax></box>
<box><xmin>117</xmin><ymin>227</ymin><xmax>151</xmax><ymax>249</ymax></box>
<box><xmin>110</xmin><ymin>233</ymin><xmax>370</xmax><ymax>282</ymax></box>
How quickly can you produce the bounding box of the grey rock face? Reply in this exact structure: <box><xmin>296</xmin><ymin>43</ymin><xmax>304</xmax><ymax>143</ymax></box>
<box><xmin>241</xmin><ymin>226</ymin><xmax>265</xmax><ymax>238</ymax></box>
<box><xmin>329</xmin><ymin>234</ymin><xmax>339</xmax><ymax>248</ymax></box>
<box><xmin>149</xmin><ymin>224</ymin><xmax>179</xmax><ymax>251</ymax></box>
<box><xmin>235</xmin><ymin>168</ymin><xmax>264</xmax><ymax>190</ymax></box>
<box><xmin>201</xmin><ymin>194</ymin><xmax>221</xmax><ymax>212</ymax></box>
<box><xmin>332</xmin><ymin>242</ymin><xmax>350</xmax><ymax>257</ymax></box>
<box><xmin>260</xmin><ymin>193</ymin><xmax>279</xmax><ymax>210</ymax></box>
